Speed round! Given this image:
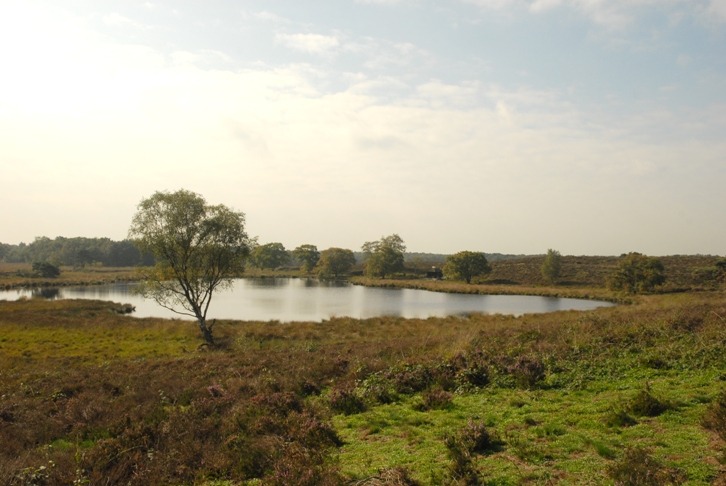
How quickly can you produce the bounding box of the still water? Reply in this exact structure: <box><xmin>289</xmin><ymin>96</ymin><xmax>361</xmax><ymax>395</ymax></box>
<box><xmin>1</xmin><ymin>278</ymin><xmax>613</xmax><ymax>322</ymax></box>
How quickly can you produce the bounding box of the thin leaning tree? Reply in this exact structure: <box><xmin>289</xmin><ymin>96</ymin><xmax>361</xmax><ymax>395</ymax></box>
<box><xmin>129</xmin><ymin>189</ymin><xmax>251</xmax><ymax>346</ymax></box>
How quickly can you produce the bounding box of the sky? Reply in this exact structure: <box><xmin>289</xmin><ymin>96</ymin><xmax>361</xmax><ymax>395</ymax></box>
<box><xmin>1</xmin><ymin>0</ymin><xmax>725</xmax><ymax>256</ymax></box>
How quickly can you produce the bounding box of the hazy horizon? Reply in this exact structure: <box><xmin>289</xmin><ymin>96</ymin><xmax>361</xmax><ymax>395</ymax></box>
<box><xmin>2</xmin><ymin>1</ymin><xmax>725</xmax><ymax>256</ymax></box>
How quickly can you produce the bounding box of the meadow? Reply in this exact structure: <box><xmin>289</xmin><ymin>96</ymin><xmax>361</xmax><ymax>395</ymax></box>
<box><xmin>0</xmin><ymin>257</ymin><xmax>724</xmax><ymax>485</ymax></box>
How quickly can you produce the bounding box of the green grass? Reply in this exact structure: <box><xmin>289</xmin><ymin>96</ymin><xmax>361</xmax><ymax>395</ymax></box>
<box><xmin>334</xmin><ymin>372</ymin><xmax>723</xmax><ymax>484</ymax></box>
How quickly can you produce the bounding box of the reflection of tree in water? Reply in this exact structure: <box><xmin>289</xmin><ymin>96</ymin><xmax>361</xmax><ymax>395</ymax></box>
<box><xmin>303</xmin><ymin>278</ymin><xmax>349</xmax><ymax>289</ymax></box>
<box><xmin>250</xmin><ymin>278</ymin><xmax>289</xmax><ymax>288</ymax></box>
<box><xmin>32</xmin><ymin>287</ymin><xmax>60</xmax><ymax>299</ymax></box>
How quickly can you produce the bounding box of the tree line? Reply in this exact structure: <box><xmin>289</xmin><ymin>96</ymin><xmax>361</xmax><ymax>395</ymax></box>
<box><xmin>0</xmin><ymin>237</ymin><xmax>154</xmax><ymax>267</ymax></box>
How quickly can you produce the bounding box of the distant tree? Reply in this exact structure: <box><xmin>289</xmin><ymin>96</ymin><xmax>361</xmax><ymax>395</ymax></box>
<box><xmin>129</xmin><ymin>189</ymin><xmax>251</xmax><ymax>345</ymax></box>
<box><xmin>541</xmin><ymin>249</ymin><xmax>562</xmax><ymax>284</ymax></box>
<box><xmin>251</xmin><ymin>242</ymin><xmax>289</xmax><ymax>270</ymax></box>
<box><xmin>292</xmin><ymin>244</ymin><xmax>320</xmax><ymax>274</ymax></box>
<box><xmin>32</xmin><ymin>261</ymin><xmax>61</xmax><ymax>278</ymax></box>
<box><xmin>608</xmin><ymin>252</ymin><xmax>665</xmax><ymax>294</ymax></box>
<box><xmin>444</xmin><ymin>251</ymin><xmax>491</xmax><ymax>284</ymax></box>
<box><xmin>317</xmin><ymin>248</ymin><xmax>356</xmax><ymax>278</ymax></box>
<box><xmin>3</xmin><ymin>243</ymin><xmax>27</xmax><ymax>263</ymax></box>
<box><xmin>106</xmin><ymin>240</ymin><xmax>148</xmax><ymax>267</ymax></box>
<box><xmin>362</xmin><ymin>234</ymin><xmax>406</xmax><ymax>279</ymax></box>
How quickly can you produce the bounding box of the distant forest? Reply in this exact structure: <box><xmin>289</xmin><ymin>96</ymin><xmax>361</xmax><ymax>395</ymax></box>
<box><xmin>0</xmin><ymin>237</ymin><xmax>154</xmax><ymax>267</ymax></box>
<box><xmin>0</xmin><ymin>237</ymin><xmax>526</xmax><ymax>269</ymax></box>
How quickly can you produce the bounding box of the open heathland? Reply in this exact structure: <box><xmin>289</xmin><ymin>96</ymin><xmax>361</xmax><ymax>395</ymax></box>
<box><xmin>0</xmin><ymin>254</ymin><xmax>724</xmax><ymax>484</ymax></box>
<box><xmin>0</xmin><ymin>290</ymin><xmax>724</xmax><ymax>484</ymax></box>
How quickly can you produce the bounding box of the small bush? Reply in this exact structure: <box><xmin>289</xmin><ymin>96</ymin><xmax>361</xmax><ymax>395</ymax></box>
<box><xmin>359</xmin><ymin>374</ymin><xmax>397</xmax><ymax>405</ymax></box>
<box><xmin>31</xmin><ymin>262</ymin><xmax>61</xmax><ymax>278</ymax></box>
<box><xmin>444</xmin><ymin>433</ymin><xmax>480</xmax><ymax>485</ymax></box>
<box><xmin>603</xmin><ymin>408</ymin><xmax>638</xmax><ymax>428</ymax></box>
<box><xmin>444</xmin><ymin>420</ymin><xmax>501</xmax><ymax>484</ymax></box>
<box><xmin>388</xmin><ymin>364</ymin><xmax>434</xmax><ymax>394</ymax></box>
<box><xmin>507</xmin><ymin>355</ymin><xmax>546</xmax><ymax>389</ymax></box>
<box><xmin>628</xmin><ymin>385</ymin><xmax>671</xmax><ymax>418</ymax></box>
<box><xmin>414</xmin><ymin>388</ymin><xmax>453</xmax><ymax>411</ymax></box>
<box><xmin>607</xmin><ymin>447</ymin><xmax>686</xmax><ymax>485</ymax></box>
<box><xmin>457</xmin><ymin>420</ymin><xmax>502</xmax><ymax>455</ymax></box>
<box><xmin>457</xmin><ymin>363</ymin><xmax>490</xmax><ymax>389</ymax></box>
<box><xmin>328</xmin><ymin>385</ymin><xmax>366</xmax><ymax>415</ymax></box>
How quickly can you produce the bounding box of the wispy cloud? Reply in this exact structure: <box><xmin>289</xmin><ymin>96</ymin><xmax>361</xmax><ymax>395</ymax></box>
<box><xmin>275</xmin><ymin>33</ymin><xmax>341</xmax><ymax>55</ymax></box>
<box><xmin>1</xmin><ymin>0</ymin><xmax>724</xmax><ymax>253</ymax></box>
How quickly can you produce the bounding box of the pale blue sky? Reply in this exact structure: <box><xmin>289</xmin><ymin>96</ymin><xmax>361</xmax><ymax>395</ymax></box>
<box><xmin>1</xmin><ymin>0</ymin><xmax>725</xmax><ymax>255</ymax></box>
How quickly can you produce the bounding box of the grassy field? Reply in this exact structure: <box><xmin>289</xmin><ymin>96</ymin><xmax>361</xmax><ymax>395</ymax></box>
<box><xmin>0</xmin><ymin>262</ymin><xmax>139</xmax><ymax>290</ymax></box>
<box><xmin>0</xmin><ymin>257</ymin><xmax>724</xmax><ymax>484</ymax></box>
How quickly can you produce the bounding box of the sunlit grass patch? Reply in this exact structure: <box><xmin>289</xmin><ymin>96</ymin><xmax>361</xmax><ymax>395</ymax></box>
<box><xmin>333</xmin><ymin>371</ymin><xmax>723</xmax><ymax>484</ymax></box>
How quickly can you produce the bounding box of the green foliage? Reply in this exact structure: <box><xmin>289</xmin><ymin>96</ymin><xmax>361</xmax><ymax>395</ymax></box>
<box><xmin>443</xmin><ymin>251</ymin><xmax>491</xmax><ymax>284</ymax></box>
<box><xmin>1</xmin><ymin>236</ymin><xmax>151</xmax><ymax>266</ymax></box>
<box><xmin>31</xmin><ymin>261</ymin><xmax>60</xmax><ymax>278</ymax></box>
<box><xmin>608</xmin><ymin>252</ymin><xmax>666</xmax><ymax>293</ymax></box>
<box><xmin>292</xmin><ymin>244</ymin><xmax>320</xmax><ymax>273</ymax></box>
<box><xmin>540</xmin><ymin>248</ymin><xmax>562</xmax><ymax>284</ymax></box>
<box><xmin>316</xmin><ymin>248</ymin><xmax>356</xmax><ymax>278</ymax></box>
<box><xmin>250</xmin><ymin>242</ymin><xmax>290</xmax><ymax>270</ymax></box>
<box><xmin>128</xmin><ymin>189</ymin><xmax>251</xmax><ymax>344</ymax></box>
<box><xmin>362</xmin><ymin>234</ymin><xmax>406</xmax><ymax>278</ymax></box>
<box><xmin>692</xmin><ymin>258</ymin><xmax>726</xmax><ymax>288</ymax></box>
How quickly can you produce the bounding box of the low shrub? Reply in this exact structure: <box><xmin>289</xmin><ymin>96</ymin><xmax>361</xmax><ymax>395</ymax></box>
<box><xmin>328</xmin><ymin>385</ymin><xmax>366</xmax><ymax>415</ymax></box>
<box><xmin>507</xmin><ymin>355</ymin><xmax>546</xmax><ymax>389</ymax></box>
<box><xmin>359</xmin><ymin>373</ymin><xmax>397</xmax><ymax>405</ymax></box>
<box><xmin>607</xmin><ymin>447</ymin><xmax>686</xmax><ymax>485</ymax></box>
<box><xmin>457</xmin><ymin>363</ymin><xmax>490</xmax><ymax>389</ymax></box>
<box><xmin>628</xmin><ymin>385</ymin><xmax>672</xmax><ymax>418</ymax></box>
<box><xmin>603</xmin><ymin>408</ymin><xmax>638</xmax><ymax>428</ymax></box>
<box><xmin>387</xmin><ymin>364</ymin><xmax>434</xmax><ymax>395</ymax></box>
<box><xmin>413</xmin><ymin>388</ymin><xmax>453</xmax><ymax>411</ymax></box>
<box><xmin>456</xmin><ymin>420</ymin><xmax>502</xmax><ymax>455</ymax></box>
<box><xmin>444</xmin><ymin>419</ymin><xmax>503</xmax><ymax>483</ymax></box>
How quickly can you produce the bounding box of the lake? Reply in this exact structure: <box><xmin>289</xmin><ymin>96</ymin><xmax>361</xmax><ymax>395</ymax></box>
<box><xmin>0</xmin><ymin>278</ymin><xmax>614</xmax><ymax>322</ymax></box>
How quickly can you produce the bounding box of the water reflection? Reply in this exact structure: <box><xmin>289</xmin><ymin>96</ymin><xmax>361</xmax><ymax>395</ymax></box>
<box><xmin>0</xmin><ymin>278</ymin><xmax>614</xmax><ymax>322</ymax></box>
<box><xmin>31</xmin><ymin>287</ymin><xmax>60</xmax><ymax>299</ymax></box>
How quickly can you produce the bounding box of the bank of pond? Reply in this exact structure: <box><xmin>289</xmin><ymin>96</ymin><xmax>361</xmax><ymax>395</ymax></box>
<box><xmin>0</xmin><ymin>277</ymin><xmax>614</xmax><ymax>321</ymax></box>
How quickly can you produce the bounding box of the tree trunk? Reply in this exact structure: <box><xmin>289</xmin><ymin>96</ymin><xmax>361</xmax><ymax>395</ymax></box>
<box><xmin>197</xmin><ymin>318</ymin><xmax>215</xmax><ymax>346</ymax></box>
